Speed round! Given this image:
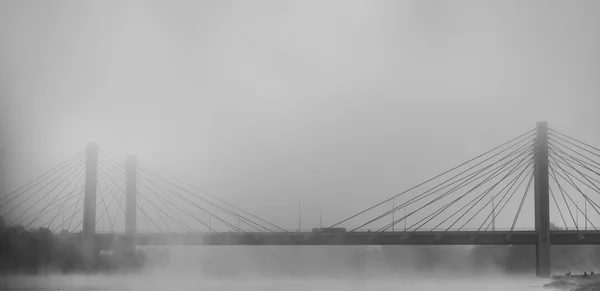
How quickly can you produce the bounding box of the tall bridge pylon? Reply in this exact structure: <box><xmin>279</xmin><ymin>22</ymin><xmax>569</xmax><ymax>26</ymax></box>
<box><xmin>82</xmin><ymin>142</ymin><xmax>98</xmax><ymax>265</ymax></box>
<box><xmin>534</xmin><ymin>122</ymin><xmax>550</xmax><ymax>277</ymax></box>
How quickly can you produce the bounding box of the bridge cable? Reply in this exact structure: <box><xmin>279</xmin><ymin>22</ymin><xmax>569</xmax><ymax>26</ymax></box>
<box><xmin>376</xmin><ymin>146</ymin><xmax>532</xmax><ymax>232</ymax></box>
<box><xmin>9</xmin><ymin>157</ymin><xmax>86</xmax><ymax>226</ymax></box>
<box><xmin>98</xmin><ymin>153</ymin><xmax>250</xmax><ymax>232</ymax></box>
<box><xmin>482</xmin><ymin>166</ymin><xmax>535</xmax><ymax>232</ymax></box>
<box><xmin>549</xmin><ymin>165</ymin><xmax>581</xmax><ymax>231</ymax></box>
<box><xmin>64</xmin><ymin>170</ymin><xmax>118</xmax><ymax>232</ymax></box>
<box><xmin>449</xmin><ymin>157</ymin><xmax>533</xmax><ymax>232</ymax></box>
<box><xmin>134</xmin><ymin>194</ymin><xmax>163</xmax><ymax>232</ymax></box>
<box><xmin>96</xmin><ymin>157</ymin><xmax>140</xmax><ymax>231</ymax></box>
<box><xmin>549</xmin><ymin>138</ymin><xmax>600</xmax><ymax>179</ymax></box>
<box><xmin>99</xmin><ymin>159</ymin><xmax>216</xmax><ymax>232</ymax></box>
<box><xmin>549</xmin><ymin>145</ymin><xmax>600</xmax><ymax>188</ymax></box>
<box><xmin>48</xmin><ymin>189</ymin><xmax>85</xmax><ymax>232</ymax></box>
<box><xmin>428</xmin><ymin>155</ymin><xmax>533</xmax><ymax>232</ymax></box>
<box><xmin>377</xmin><ymin>145</ymin><xmax>533</xmax><ymax>232</ymax></box>
<box><xmin>137</xmin><ymin>191</ymin><xmax>151</xmax><ymax>233</ymax></box>
<box><xmin>135</xmin><ymin>174</ymin><xmax>217</xmax><ymax>232</ymax></box>
<box><xmin>96</xmin><ymin>169</ymin><xmax>126</xmax><ymax>234</ymax></box>
<box><xmin>15</xmin><ymin>184</ymin><xmax>81</xmax><ymax>229</ymax></box>
<box><xmin>98</xmin><ymin>149</ymin><xmax>128</xmax><ymax>169</ymax></box>
<box><xmin>549</xmin><ymin>148</ymin><xmax>600</xmax><ymax>205</ymax></box>
<box><xmin>136</xmin><ymin>170</ymin><xmax>255</xmax><ymax>232</ymax></box>
<box><xmin>548</xmin><ymin>133</ymin><xmax>600</xmax><ymax>169</ymax></box>
<box><xmin>475</xmin><ymin>158</ymin><xmax>535</xmax><ymax>232</ymax></box>
<box><xmin>135</xmin><ymin>181</ymin><xmax>193</xmax><ymax>233</ymax></box>
<box><xmin>384</xmin><ymin>157</ymin><xmax>531</xmax><ymax>235</ymax></box>
<box><xmin>135</xmin><ymin>176</ymin><xmax>218</xmax><ymax>232</ymax></box>
<box><xmin>99</xmin><ymin>182</ymin><xmax>124</xmax><ymax>233</ymax></box>
<box><xmin>97</xmin><ymin>151</ymin><xmax>128</xmax><ymax>223</ymax></box>
<box><xmin>4</xmin><ymin>156</ymin><xmax>84</xmax><ymax>222</ymax></box>
<box><xmin>550</xmin><ymin>187</ymin><xmax>569</xmax><ymax>231</ymax></box>
<box><xmin>441</xmin><ymin>153</ymin><xmax>534</xmax><ymax>234</ymax></box>
<box><xmin>549</xmin><ymin>160</ymin><xmax>600</xmax><ymax>229</ymax></box>
<box><xmin>509</xmin><ymin>173</ymin><xmax>533</xmax><ymax>233</ymax></box>
<box><xmin>66</xmin><ymin>187</ymin><xmax>84</xmax><ymax>232</ymax></box>
<box><xmin>95</xmin><ymin>167</ymin><xmax>115</xmax><ymax>233</ymax></box>
<box><xmin>549</xmin><ymin>129</ymin><xmax>600</xmax><ymax>157</ymax></box>
<box><xmin>356</xmin><ymin>143</ymin><xmax>534</xmax><ymax>231</ymax></box>
<box><xmin>460</xmin><ymin>158</ymin><xmax>535</xmax><ymax>232</ymax></box>
<box><xmin>22</xmin><ymin>166</ymin><xmax>86</xmax><ymax>228</ymax></box>
<box><xmin>549</xmin><ymin>150</ymin><xmax>600</xmax><ymax>215</ymax></box>
<box><xmin>67</xmin><ymin>179</ymin><xmax>114</xmax><ymax>233</ymax></box>
<box><xmin>96</xmin><ymin>159</ymin><xmax>127</xmax><ymax>214</ymax></box>
<box><xmin>95</xmin><ymin>161</ymin><xmax>129</xmax><ymax>232</ymax></box>
<box><xmin>95</xmin><ymin>180</ymin><xmax>121</xmax><ymax>233</ymax></box>
<box><xmin>365</xmin><ymin>143</ymin><xmax>535</xmax><ymax>230</ymax></box>
<box><xmin>549</xmin><ymin>165</ymin><xmax>597</xmax><ymax>230</ymax></box>
<box><xmin>138</xmin><ymin>171</ymin><xmax>267</xmax><ymax>232</ymax></box>
<box><xmin>45</xmin><ymin>172</ymin><xmax>87</xmax><ymax>229</ymax></box>
<box><xmin>135</xmin><ymin>166</ymin><xmax>271</xmax><ymax>232</ymax></box>
<box><xmin>330</xmin><ymin>129</ymin><xmax>536</xmax><ymax>228</ymax></box>
<box><xmin>50</xmin><ymin>192</ymin><xmax>85</xmax><ymax>233</ymax></box>
<box><xmin>0</xmin><ymin>150</ymin><xmax>84</xmax><ymax>204</ymax></box>
<box><xmin>166</xmin><ymin>174</ymin><xmax>287</xmax><ymax>232</ymax></box>
<box><xmin>138</xmin><ymin>189</ymin><xmax>173</xmax><ymax>233</ymax></box>
<box><xmin>24</xmin><ymin>187</ymin><xmax>81</xmax><ymax>230</ymax></box>
<box><xmin>1</xmin><ymin>154</ymin><xmax>85</xmax><ymax>216</ymax></box>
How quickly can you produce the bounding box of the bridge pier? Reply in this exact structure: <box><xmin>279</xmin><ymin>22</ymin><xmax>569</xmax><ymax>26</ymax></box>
<box><xmin>124</xmin><ymin>155</ymin><xmax>138</xmax><ymax>252</ymax></box>
<box><xmin>534</xmin><ymin>122</ymin><xmax>551</xmax><ymax>277</ymax></box>
<box><xmin>82</xmin><ymin>142</ymin><xmax>98</xmax><ymax>267</ymax></box>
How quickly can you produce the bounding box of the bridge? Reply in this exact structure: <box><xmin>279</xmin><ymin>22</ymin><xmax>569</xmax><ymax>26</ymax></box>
<box><xmin>3</xmin><ymin>121</ymin><xmax>600</xmax><ymax>277</ymax></box>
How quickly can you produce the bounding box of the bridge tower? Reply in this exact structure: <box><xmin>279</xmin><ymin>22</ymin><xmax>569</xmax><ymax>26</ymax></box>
<box><xmin>82</xmin><ymin>142</ymin><xmax>99</xmax><ymax>266</ymax></box>
<box><xmin>534</xmin><ymin>122</ymin><xmax>551</xmax><ymax>277</ymax></box>
<box><xmin>124</xmin><ymin>155</ymin><xmax>138</xmax><ymax>251</ymax></box>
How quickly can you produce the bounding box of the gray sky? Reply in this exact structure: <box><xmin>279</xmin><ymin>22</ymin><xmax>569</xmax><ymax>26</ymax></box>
<box><xmin>1</xmin><ymin>1</ymin><xmax>600</xmax><ymax>231</ymax></box>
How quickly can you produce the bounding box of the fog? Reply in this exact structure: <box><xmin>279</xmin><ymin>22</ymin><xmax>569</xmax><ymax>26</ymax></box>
<box><xmin>2</xmin><ymin>1</ymin><xmax>600</xmax><ymax>227</ymax></box>
<box><xmin>2</xmin><ymin>245</ymin><xmax>551</xmax><ymax>291</ymax></box>
<box><xmin>2</xmin><ymin>0</ymin><xmax>600</xmax><ymax>290</ymax></box>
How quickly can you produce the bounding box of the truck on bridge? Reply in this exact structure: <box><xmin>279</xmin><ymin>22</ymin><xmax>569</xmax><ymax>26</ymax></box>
<box><xmin>312</xmin><ymin>227</ymin><xmax>346</xmax><ymax>233</ymax></box>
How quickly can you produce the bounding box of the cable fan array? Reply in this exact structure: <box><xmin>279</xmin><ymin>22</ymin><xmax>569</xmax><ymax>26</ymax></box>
<box><xmin>0</xmin><ymin>148</ymin><xmax>285</xmax><ymax>234</ymax></box>
<box><xmin>330</xmin><ymin>127</ymin><xmax>600</xmax><ymax>235</ymax></box>
<box><xmin>0</xmin><ymin>151</ymin><xmax>87</xmax><ymax>232</ymax></box>
<box><xmin>547</xmin><ymin>129</ymin><xmax>600</xmax><ymax>231</ymax></box>
<box><xmin>2</xmin><ymin>126</ymin><xmax>600</xmax><ymax>236</ymax></box>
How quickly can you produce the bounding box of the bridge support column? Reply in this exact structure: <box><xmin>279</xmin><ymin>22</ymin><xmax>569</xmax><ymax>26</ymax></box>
<box><xmin>125</xmin><ymin>155</ymin><xmax>138</xmax><ymax>252</ymax></box>
<box><xmin>82</xmin><ymin>142</ymin><xmax>98</xmax><ymax>266</ymax></box>
<box><xmin>534</xmin><ymin>122</ymin><xmax>551</xmax><ymax>277</ymax></box>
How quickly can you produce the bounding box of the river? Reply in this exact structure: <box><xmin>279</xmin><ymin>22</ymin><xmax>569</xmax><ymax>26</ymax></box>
<box><xmin>1</xmin><ymin>246</ymin><xmax>552</xmax><ymax>291</ymax></box>
<box><xmin>0</xmin><ymin>275</ymin><xmax>551</xmax><ymax>291</ymax></box>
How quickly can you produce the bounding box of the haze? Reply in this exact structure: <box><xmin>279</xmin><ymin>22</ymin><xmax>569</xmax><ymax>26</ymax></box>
<box><xmin>1</xmin><ymin>0</ymin><xmax>600</xmax><ymax>231</ymax></box>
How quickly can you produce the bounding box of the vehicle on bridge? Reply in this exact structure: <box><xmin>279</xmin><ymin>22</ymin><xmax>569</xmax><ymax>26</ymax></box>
<box><xmin>312</xmin><ymin>227</ymin><xmax>346</xmax><ymax>233</ymax></box>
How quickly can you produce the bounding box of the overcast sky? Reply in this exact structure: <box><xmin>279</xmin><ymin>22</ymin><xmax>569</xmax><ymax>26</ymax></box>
<box><xmin>1</xmin><ymin>1</ymin><xmax>600</xmax><ymax>231</ymax></box>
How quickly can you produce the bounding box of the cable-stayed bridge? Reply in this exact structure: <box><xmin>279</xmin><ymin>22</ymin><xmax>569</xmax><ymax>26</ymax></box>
<box><xmin>2</xmin><ymin>122</ymin><xmax>600</xmax><ymax>277</ymax></box>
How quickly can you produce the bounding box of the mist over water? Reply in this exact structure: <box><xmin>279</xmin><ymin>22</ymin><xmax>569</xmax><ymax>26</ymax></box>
<box><xmin>2</xmin><ymin>246</ymin><xmax>549</xmax><ymax>291</ymax></box>
<box><xmin>2</xmin><ymin>1</ymin><xmax>600</xmax><ymax>291</ymax></box>
<box><xmin>1</xmin><ymin>275</ymin><xmax>546</xmax><ymax>291</ymax></box>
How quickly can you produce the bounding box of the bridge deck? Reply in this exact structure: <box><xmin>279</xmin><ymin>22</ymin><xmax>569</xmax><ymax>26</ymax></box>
<box><xmin>58</xmin><ymin>231</ymin><xmax>600</xmax><ymax>247</ymax></box>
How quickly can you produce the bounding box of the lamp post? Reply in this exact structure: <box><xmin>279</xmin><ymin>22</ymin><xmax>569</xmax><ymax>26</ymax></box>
<box><xmin>404</xmin><ymin>206</ymin><xmax>407</xmax><ymax>231</ymax></box>
<box><xmin>491</xmin><ymin>198</ymin><xmax>496</xmax><ymax>232</ymax></box>
<box><xmin>576</xmin><ymin>201</ymin><xmax>579</xmax><ymax>229</ymax></box>
<box><xmin>585</xmin><ymin>199</ymin><xmax>588</xmax><ymax>231</ymax></box>
<box><xmin>318</xmin><ymin>205</ymin><xmax>322</xmax><ymax>229</ymax></box>
<box><xmin>298</xmin><ymin>200</ymin><xmax>301</xmax><ymax>232</ymax></box>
